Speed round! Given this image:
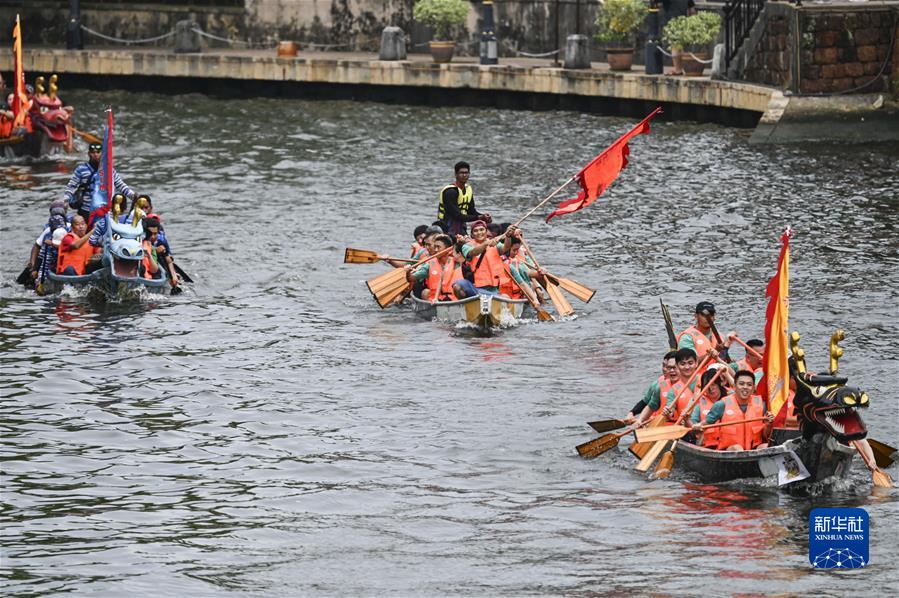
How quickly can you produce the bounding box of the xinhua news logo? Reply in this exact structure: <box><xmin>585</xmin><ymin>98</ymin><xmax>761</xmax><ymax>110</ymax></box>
<box><xmin>809</xmin><ymin>508</ymin><xmax>869</xmax><ymax>569</ymax></box>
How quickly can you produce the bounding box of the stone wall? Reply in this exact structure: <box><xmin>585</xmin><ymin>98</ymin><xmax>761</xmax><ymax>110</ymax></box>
<box><xmin>742</xmin><ymin>13</ymin><xmax>791</xmax><ymax>88</ymax></box>
<box><xmin>739</xmin><ymin>4</ymin><xmax>898</xmax><ymax>95</ymax></box>
<box><xmin>798</xmin><ymin>9</ymin><xmax>895</xmax><ymax>94</ymax></box>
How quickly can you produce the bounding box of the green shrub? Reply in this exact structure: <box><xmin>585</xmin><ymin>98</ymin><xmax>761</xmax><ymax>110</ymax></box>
<box><xmin>662</xmin><ymin>11</ymin><xmax>722</xmax><ymax>50</ymax></box>
<box><xmin>595</xmin><ymin>0</ymin><xmax>650</xmax><ymax>44</ymax></box>
<box><xmin>413</xmin><ymin>0</ymin><xmax>470</xmax><ymax>40</ymax></box>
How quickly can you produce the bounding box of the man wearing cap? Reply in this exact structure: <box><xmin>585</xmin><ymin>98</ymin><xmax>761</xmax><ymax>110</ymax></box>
<box><xmin>437</xmin><ymin>161</ymin><xmax>492</xmax><ymax>237</ymax></box>
<box><xmin>64</xmin><ymin>143</ymin><xmax>135</xmax><ymax>220</ymax></box>
<box><xmin>677</xmin><ymin>301</ymin><xmax>722</xmax><ymax>364</ymax></box>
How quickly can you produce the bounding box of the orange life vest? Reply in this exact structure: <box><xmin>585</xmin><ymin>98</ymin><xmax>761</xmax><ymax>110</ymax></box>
<box><xmin>56</xmin><ymin>233</ymin><xmax>96</xmax><ymax>275</ymax></box>
<box><xmin>498</xmin><ymin>254</ymin><xmax>525</xmax><ymax>299</ymax></box>
<box><xmin>696</xmin><ymin>395</ymin><xmax>721</xmax><ymax>448</ymax></box>
<box><xmin>650</xmin><ymin>375</ymin><xmax>675</xmax><ymax>418</ymax></box>
<box><xmin>468</xmin><ymin>245</ymin><xmax>504</xmax><ymax>289</ymax></box>
<box><xmin>0</xmin><ymin>113</ymin><xmax>12</xmax><ymax>138</ymax></box>
<box><xmin>678</xmin><ymin>325</ymin><xmax>713</xmax><ymax>361</ymax></box>
<box><xmin>142</xmin><ymin>240</ymin><xmax>157</xmax><ymax>280</ymax></box>
<box><xmin>426</xmin><ymin>258</ymin><xmax>462</xmax><ymax>302</ymax></box>
<box><xmin>667</xmin><ymin>379</ymin><xmax>696</xmax><ymax>421</ymax></box>
<box><xmin>717</xmin><ymin>394</ymin><xmax>766</xmax><ymax>450</ymax></box>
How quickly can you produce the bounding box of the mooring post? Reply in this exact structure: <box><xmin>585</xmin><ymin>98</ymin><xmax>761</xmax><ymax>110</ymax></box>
<box><xmin>67</xmin><ymin>0</ymin><xmax>83</xmax><ymax>50</ymax></box>
<box><xmin>479</xmin><ymin>1</ymin><xmax>498</xmax><ymax>65</ymax></box>
<box><xmin>644</xmin><ymin>0</ymin><xmax>663</xmax><ymax>75</ymax></box>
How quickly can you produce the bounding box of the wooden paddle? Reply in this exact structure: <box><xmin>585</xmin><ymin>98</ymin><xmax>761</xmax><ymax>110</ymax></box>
<box><xmin>729</xmin><ymin>335</ymin><xmax>764</xmax><ymax>360</ymax></box>
<box><xmin>653</xmin><ymin>440</ymin><xmax>677</xmax><ymax>478</ymax></box>
<box><xmin>0</xmin><ymin>135</ymin><xmax>24</xmax><ymax>146</ymax></box>
<box><xmin>173</xmin><ymin>261</ymin><xmax>194</xmax><ymax>284</ymax></box>
<box><xmin>366</xmin><ymin>246</ymin><xmax>453</xmax><ymax>308</ymax></box>
<box><xmin>72</xmin><ymin>128</ymin><xmax>102</xmax><ymax>145</ymax></box>
<box><xmin>345</xmin><ymin>248</ymin><xmax>415</xmax><ymax>265</ymax></box>
<box><xmin>576</xmin><ymin>425</ymin><xmax>641</xmax><ymax>459</ymax></box>
<box><xmin>638</xmin><ymin>365</ymin><xmax>726</xmax><ymax>473</ymax></box>
<box><xmin>16</xmin><ymin>265</ymin><xmax>33</xmax><ymax>285</ymax></box>
<box><xmin>543</xmin><ymin>272</ymin><xmax>595</xmax><ymax>303</ymax></box>
<box><xmin>506</xmin><ymin>264</ymin><xmax>554</xmax><ymax>321</ymax></box>
<box><xmin>867</xmin><ymin>438</ymin><xmax>897</xmax><ymax>469</ymax></box>
<box><xmin>520</xmin><ymin>240</ymin><xmax>573</xmax><ymax>317</ymax></box>
<box><xmin>635</xmin><ymin>417</ymin><xmax>767</xmax><ymax>443</ymax></box>
<box><xmin>660</xmin><ymin>299</ymin><xmax>677</xmax><ymax>350</ymax></box>
<box><xmin>851</xmin><ymin>439</ymin><xmax>894</xmax><ymax>488</ymax></box>
<box><xmin>588</xmin><ymin>419</ymin><xmax>627</xmax><ymax>434</ymax></box>
<box><xmin>708</xmin><ymin>320</ymin><xmax>733</xmax><ymax>363</ymax></box>
<box><xmin>629</xmin><ymin>353</ymin><xmax>715</xmax><ymax>458</ymax></box>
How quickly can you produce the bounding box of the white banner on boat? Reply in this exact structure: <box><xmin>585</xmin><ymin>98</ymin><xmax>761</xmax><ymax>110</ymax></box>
<box><xmin>774</xmin><ymin>449</ymin><xmax>811</xmax><ymax>486</ymax></box>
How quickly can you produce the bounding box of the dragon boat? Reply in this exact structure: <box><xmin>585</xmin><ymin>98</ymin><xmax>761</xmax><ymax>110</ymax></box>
<box><xmin>663</xmin><ymin>331</ymin><xmax>883</xmax><ymax>489</ymax></box>
<box><xmin>3</xmin><ymin>75</ymin><xmax>75</xmax><ymax>158</ymax></box>
<box><xmin>40</xmin><ymin>217</ymin><xmax>170</xmax><ymax>298</ymax></box>
<box><xmin>410</xmin><ymin>294</ymin><xmax>530</xmax><ymax>332</ymax></box>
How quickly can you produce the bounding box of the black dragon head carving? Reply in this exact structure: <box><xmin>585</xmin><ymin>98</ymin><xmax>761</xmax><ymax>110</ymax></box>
<box><xmin>789</xmin><ymin>330</ymin><xmax>869</xmax><ymax>443</ymax></box>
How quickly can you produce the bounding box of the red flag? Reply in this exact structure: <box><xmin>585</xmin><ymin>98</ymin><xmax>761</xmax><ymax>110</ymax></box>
<box><xmin>546</xmin><ymin>107</ymin><xmax>662</xmax><ymax>222</ymax></box>
<box><xmin>11</xmin><ymin>14</ymin><xmax>28</xmax><ymax>129</ymax></box>
<box><xmin>760</xmin><ymin>227</ymin><xmax>793</xmax><ymax>426</ymax></box>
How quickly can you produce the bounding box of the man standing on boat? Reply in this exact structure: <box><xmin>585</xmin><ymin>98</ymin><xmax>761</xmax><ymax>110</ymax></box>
<box><xmin>677</xmin><ymin>301</ymin><xmax>724</xmax><ymax>365</ymax></box>
<box><xmin>64</xmin><ymin>143</ymin><xmax>135</xmax><ymax>220</ymax></box>
<box><xmin>437</xmin><ymin>161</ymin><xmax>491</xmax><ymax>237</ymax></box>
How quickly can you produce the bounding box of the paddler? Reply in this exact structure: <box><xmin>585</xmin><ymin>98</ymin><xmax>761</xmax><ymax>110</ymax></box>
<box><xmin>702</xmin><ymin>370</ymin><xmax>774</xmax><ymax>451</ymax></box>
<box><xmin>64</xmin><ymin>142</ymin><xmax>135</xmax><ymax>220</ymax></box>
<box><xmin>634</xmin><ymin>348</ymin><xmax>699</xmax><ymax>426</ymax></box>
<box><xmin>690</xmin><ymin>368</ymin><xmax>728</xmax><ymax>448</ymax></box>
<box><xmin>454</xmin><ymin>220</ymin><xmax>506</xmax><ymax>297</ymax></box>
<box><xmin>405</xmin><ymin>234</ymin><xmax>466</xmax><ymax>302</ymax></box>
<box><xmin>437</xmin><ymin>161</ymin><xmax>491</xmax><ymax>237</ymax></box>
<box><xmin>677</xmin><ymin>301</ymin><xmax>722</xmax><ymax>365</ymax></box>
<box><xmin>623</xmin><ymin>351</ymin><xmax>678</xmax><ymax>425</ymax></box>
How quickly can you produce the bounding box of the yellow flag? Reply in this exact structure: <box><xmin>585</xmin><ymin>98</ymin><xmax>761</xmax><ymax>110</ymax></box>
<box><xmin>762</xmin><ymin>227</ymin><xmax>792</xmax><ymax>419</ymax></box>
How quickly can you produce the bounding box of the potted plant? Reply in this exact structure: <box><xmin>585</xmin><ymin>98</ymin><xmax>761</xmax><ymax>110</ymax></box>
<box><xmin>413</xmin><ymin>0</ymin><xmax>470</xmax><ymax>63</ymax></box>
<box><xmin>594</xmin><ymin>0</ymin><xmax>649</xmax><ymax>71</ymax></box>
<box><xmin>662</xmin><ymin>11</ymin><xmax>722</xmax><ymax>76</ymax></box>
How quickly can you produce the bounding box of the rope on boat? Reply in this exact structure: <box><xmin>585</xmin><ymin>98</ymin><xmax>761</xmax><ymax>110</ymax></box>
<box><xmin>80</xmin><ymin>25</ymin><xmax>176</xmax><ymax>45</ymax></box>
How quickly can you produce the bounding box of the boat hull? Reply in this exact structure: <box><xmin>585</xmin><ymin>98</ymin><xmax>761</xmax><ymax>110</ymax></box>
<box><xmin>410</xmin><ymin>294</ymin><xmax>528</xmax><ymax>331</ymax></box>
<box><xmin>43</xmin><ymin>264</ymin><xmax>169</xmax><ymax>298</ymax></box>
<box><xmin>673</xmin><ymin>432</ymin><xmax>855</xmax><ymax>485</ymax></box>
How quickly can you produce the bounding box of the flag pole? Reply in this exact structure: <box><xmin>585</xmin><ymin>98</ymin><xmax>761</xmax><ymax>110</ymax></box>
<box><xmin>511</xmin><ymin>175</ymin><xmax>577</xmax><ymax>229</ymax></box>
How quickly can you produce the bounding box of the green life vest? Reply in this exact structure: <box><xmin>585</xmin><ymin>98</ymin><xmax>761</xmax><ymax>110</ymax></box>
<box><xmin>437</xmin><ymin>184</ymin><xmax>473</xmax><ymax>220</ymax></box>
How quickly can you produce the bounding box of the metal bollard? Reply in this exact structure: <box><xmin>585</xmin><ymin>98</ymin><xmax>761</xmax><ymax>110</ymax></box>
<box><xmin>174</xmin><ymin>20</ymin><xmax>201</xmax><ymax>53</ymax></box>
<box><xmin>379</xmin><ymin>26</ymin><xmax>406</xmax><ymax>61</ymax></box>
<box><xmin>644</xmin><ymin>1</ymin><xmax>663</xmax><ymax>75</ymax></box>
<box><xmin>564</xmin><ymin>34</ymin><xmax>591</xmax><ymax>69</ymax></box>
<box><xmin>479</xmin><ymin>1</ymin><xmax>498</xmax><ymax>65</ymax></box>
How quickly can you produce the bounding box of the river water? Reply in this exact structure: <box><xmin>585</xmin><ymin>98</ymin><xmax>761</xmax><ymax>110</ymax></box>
<box><xmin>1</xmin><ymin>90</ymin><xmax>898</xmax><ymax>596</ymax></box>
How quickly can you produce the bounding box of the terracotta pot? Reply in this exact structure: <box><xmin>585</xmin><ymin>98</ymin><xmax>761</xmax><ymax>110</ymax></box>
<box><xmin>606</xmin><ymin>47</ymin><xmax>635</xmax><ymax>71</ymax></box>
<box><xmin>429</xmin><ymin>41</ymin><xmax>456</xmax><ymax>63</ymax></box>
<box><xmin>277</xmin><ymin>41</ymin><xmax>299</xmax><ymax>57</ymax></box>
<box><xmin>682</xmin><ymin>51</ymin><xmax>708</xmax><ymax>76</ymax></box>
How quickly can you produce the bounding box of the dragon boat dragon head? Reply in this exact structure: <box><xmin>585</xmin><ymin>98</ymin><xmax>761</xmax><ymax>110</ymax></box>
<box><xmin>105</xmin><ymin>217</ymin><xmax>145</xmax><ymax>279</ymax></box>
<box><xmin>790</xmin><ymin>330</ymin><xmax>869</xmax><ymax>443</ymax></box>
<box><xmin>30</xmin><ymin>75</ymin><xmax>72</xmax><ymax>144</ymax></box>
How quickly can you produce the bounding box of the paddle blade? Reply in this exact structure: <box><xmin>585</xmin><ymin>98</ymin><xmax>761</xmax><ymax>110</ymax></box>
<box><xmin>873</xmin><ymin>469</ymin><xmax>894</xmax><ymax>488</ymax></box>
<box><xmin>555</xmin><ymin>276</ymin><xmax>596</xmax><ymax>303</ymax></box>
<box><xmin>173</xmin><ymin>262</ymin><xmax>193</xmax><ymax>284</ymax></box>
<box><xmin>16</xmin><ymin>266</ymin><xmax>31</xmax><ymax>285</ymax></box>
<box><xmin>544</xmin><ymin>279</ymin><xmax>574</xmax><ymax>317</ymax></box>
<box><xmin>635</xmin><ymin>440</ymin><xmax>670</xmax><ymax>472</ymax></box>
<box><xmin>635</xmin><ymin>424</ymin><xmax>689</xmax><ymax>444</ymax></box>
<box><xmin>629</xmin><ymin>414</ymin><xmax>667</xmax><ymax>458</ymax></box>
<box><xmin>587</xmin><ymin>419</ymin><xmax>627</xmax><ymax>434</ymax></box>
<box><xmin>536</xmin><ymin>307</ymin><xmax>555</xmax><ymax>322</ymax></box>
<box><xmin>0</xmin><ymin>135</ymin><xmax>24</xmax><ymax>146</ymax></box>
<box><xmin>868</xmin><ymin>438</ymin><xmax>897</xmax><ymax>469</ymax></box>
<box><xmin>74</xmin><ymin>129</ymin><xmax>102</xmax><ymax>144</ymax></box>
<box><xmin>366</xmin><ymin>267</ymin><xmax>409</xmax><ymax>308</ymax></box>
<box><xmin>653</xmin><ymin>444</ymin><xmax>676</xmax><ymax>479</ymax></box>
<box><xmin>344</xmin><ymin>248</ymin><xmax>381</xmax><ymax>264</ymax></box>
<box><xmin>576</xmin><ymin>433</ymin><xmax>620</xmax><ymax>459</ymax></box>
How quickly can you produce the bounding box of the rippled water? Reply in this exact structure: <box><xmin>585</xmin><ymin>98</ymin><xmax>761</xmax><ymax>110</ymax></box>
<box><xmin>2</xmin><ymin>90</ymin><xmax>898</xmax><ymax>596</ymax></box>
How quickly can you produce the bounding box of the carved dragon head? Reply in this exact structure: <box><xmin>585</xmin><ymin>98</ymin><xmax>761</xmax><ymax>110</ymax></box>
<box><xmin>790</xmin><ymin>330</ymin><xmax>869</xmax><ymax>442</ymax></box>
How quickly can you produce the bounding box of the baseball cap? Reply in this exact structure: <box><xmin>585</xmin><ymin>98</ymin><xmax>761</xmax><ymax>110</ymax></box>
<box><xmin>51</xmin><ymin>227</ymin><xmax>67</xmax><ymax>246</ymax></box>
<box><xmin>695</xmin><ymin>301</ymin><xmax>716</xmax><ymax>315</ymax></box>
